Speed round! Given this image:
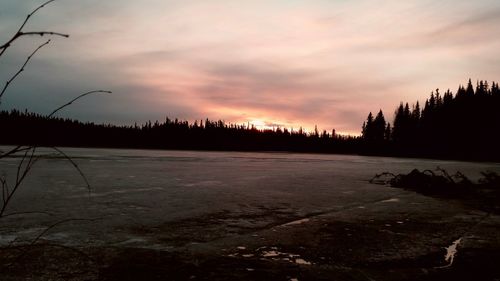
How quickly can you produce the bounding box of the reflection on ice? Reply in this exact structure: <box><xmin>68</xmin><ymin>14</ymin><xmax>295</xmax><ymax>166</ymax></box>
<box><xmin>282</xmin><ymin>218</ymin><xmax>310</xmax><ymax>227</ymax></box>
<box><xmin>381</xmin><ymin>198</ymin><xmax>400</xmax><ymax>203</ymax></box>
<box><xmin>181</xmin><ymin>180</ymin><xmax>223</xmax><ymax>187</ymax></box>
<box><xmin>85</xmin><ymin>187</ymin><xmax>164</xmax><ymax>198</ymax></box>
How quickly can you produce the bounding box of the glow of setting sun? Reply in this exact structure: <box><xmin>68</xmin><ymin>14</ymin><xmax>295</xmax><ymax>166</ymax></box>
<box><xmin>249</xmin><ymin>119</ymin><xmax>274</xmax><ymax>130</ymax></box>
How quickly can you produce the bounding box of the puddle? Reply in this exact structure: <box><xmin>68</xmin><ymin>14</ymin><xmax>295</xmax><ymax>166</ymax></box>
<box><xmin>259</xmin><ymin>247</ymin><xmax>313</xmax><ymax>265</ymax></box>
<box><xmin>435</xmin><ymin>238</ymin><xmax>462</xmax><ymax>268</ymax></box>
<box><xmin>227</xmin><ymin>246</ymin><xmax>313</xmax><ymax>265</ymax></box>
<box><xmin>444</xmin><ymin>238</ymin><xmax>461</xmax><ymax>267</ymax></box>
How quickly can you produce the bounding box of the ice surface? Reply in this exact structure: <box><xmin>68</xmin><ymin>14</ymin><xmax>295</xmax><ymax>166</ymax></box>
<box><xmin>1</xmin><ymin>147</ymin><xmax>499</xmax><ymax>248</ymax></box>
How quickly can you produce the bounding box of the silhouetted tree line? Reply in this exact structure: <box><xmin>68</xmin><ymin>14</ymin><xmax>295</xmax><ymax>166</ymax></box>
<box><xmin>0</xmin><ymin>110</ymin><xmax>359</xmax><ymax>153</ymax></box>
<box><xmin>361</xmin><ymin>79</ymin><xmax>500</xmax><ymax>161</ymax></box>
<box><xmin>2</xmin><ymin>79</ymin><xmax>499</xmax><ymax>160</ymax></box>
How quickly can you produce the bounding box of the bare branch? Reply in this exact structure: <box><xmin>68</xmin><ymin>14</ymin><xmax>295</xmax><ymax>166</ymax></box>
<box><xmin>0</xmin><ymin>0</ymin><xmax>68</xmax><ymax>57</ymax></box>
<box><xmin>0</xmin><ymin>146</ymin><xmax>39</xmax><ymax>217</ymax></box>
<box><xmin>8</xmin><ymin>217</ymin><xmax>101</xmax><ymax>265</ymax></box>
<box><xmin>30</xmin><ymin>218</ymin><xmax>100</xmax><ymax>246</ymax></box>
<box><xmin>47</xmin><ymin>90</ymin><xmax>112</xmax><ymax>118</ymax></box>
<box><xmin>1</xmin><ymin>211</ymin><xmax>53</xmax><ymax>218</ymax></box>
<box><xmin>19</xmin><ymin>0</ymin><xmax>58</xmax><ymax>32</ymax></box>
<box><xmin>0</xmin><ymin>145</ymin><xmax>29</xmax><ymax>159</ymax></box>
<box><xmin>369</xmin><ymin>172</ymin><xmax>396</xmax><ymax>184</ymax></box>
<box><xmin>51</xmin><ymin>147</ymin><xmax>91</xmax><ymax>193</ymax></box>
<box><xmin>40</xmin><ymin>243</ymin><xmax>97</xmax><ymax>263</ymax></box>
<box><xmin>0</xmin><ymin>40</ymin><xmax>51</xmax><ymax>104</ymax></box>
<box><xmin>0</xmin><ymin>89</ymin><xmax>111</xmax><ymax>216</ymax></box>
<box><xmin>19</xmin><ymin>31</ymin><xmax>69</xmax><ymax>38</ymax></box>
<box><xmin>1</xmin><ymin>176</ymin><xmax>8</xmax><ymax>205</ymax></box>
<box><xmin>15</xmin><ymin>149</ymin><xmax>31</xmax><ymax>185</ymax></box>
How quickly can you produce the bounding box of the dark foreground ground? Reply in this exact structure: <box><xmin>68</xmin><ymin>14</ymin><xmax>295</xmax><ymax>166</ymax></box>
<box><xmin>1</xmin><ymin>192</ymin><xmax>500</xmax><ymax>281</ymax></box>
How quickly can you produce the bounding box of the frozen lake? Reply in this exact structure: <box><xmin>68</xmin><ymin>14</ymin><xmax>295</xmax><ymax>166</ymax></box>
<box><xmin>3</xmin><ymin>147</ymin><xmax>500</xmax><ymax>280</ymax></box>
<box><xmin>1</xmin><ymin>147</ymin><xmax>499</xmax><ymax>248</ymax></box>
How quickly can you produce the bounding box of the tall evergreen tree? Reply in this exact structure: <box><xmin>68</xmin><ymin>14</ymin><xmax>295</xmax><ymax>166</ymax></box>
<box><xmin>373</xmin><ymin>110</ymin><xmax>386</xmax><ymax>141</ymax></box>
<box><xmin>384</xmin><ymin>122</ymin><xmax>392</xmax><ymax>141</ymax></box>
<box><xmin>392</xmin><ymin>103</ymin><xmax>405</xmax><ymax>143</ymax></box>
<box><xmin>362</xmin><ymin>112</ymin><xmax>374</xmax><ymax>140</ymax></box>
<box><xmin>466</xmin><ymin>78</ymin><xmax>475</xmax><ymax>97</ymax></box>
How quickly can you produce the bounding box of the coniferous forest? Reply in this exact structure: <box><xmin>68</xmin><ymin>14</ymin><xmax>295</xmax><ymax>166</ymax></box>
<box><xmin>361</xmin><ymin>79</ymin><xmax>500</xmax><ymax>161</ymax></box>
<box><xmin>1</xmin><ymin>79</ymin><xmax>499</xmax><ymax>161</ymax></box>
<box><xmin>0</xmin><ymin>110</ymin><xmax>358</xmax><ymax>153</ymax></box>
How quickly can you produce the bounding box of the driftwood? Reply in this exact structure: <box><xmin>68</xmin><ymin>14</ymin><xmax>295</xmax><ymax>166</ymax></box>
<box><xmin>370</xmin><ymin>167</ymin><xmax>500</xmax><ymax>212</ymax></box>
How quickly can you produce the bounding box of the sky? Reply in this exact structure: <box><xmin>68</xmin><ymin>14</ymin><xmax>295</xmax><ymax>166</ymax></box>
<box><xmin>1</xmin><ymin>0</ymin><xmax>500</xmax><ymax>135</ymax></box>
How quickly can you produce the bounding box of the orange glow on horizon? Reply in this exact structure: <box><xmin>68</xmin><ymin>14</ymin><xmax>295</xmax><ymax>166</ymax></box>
<box><xmin>248</xmin><ymin>119</ymin><xmax>272</xmax><ymax>130</ymax></box>
<box><xmin>203</xmin><ymin>105</ymin><xmax>360</xmax><ymax>136</ymax></box>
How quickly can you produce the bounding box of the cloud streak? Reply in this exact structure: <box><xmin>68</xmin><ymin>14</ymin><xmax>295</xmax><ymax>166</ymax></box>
<box><xmin>1</xmin><ymin>0</ymin><xmax>500</xmax><ymax>135</ymax></box>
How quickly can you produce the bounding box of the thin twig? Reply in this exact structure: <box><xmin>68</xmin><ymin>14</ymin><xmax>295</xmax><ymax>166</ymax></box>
<box><xmin>19</xmin><ymin>31</ymin><xmax>69</xmax><ymax>38</ymax></box>
<box><xmin>1</xmin><ymin>211</ymin><xmax>54</xmax><ymax>218</ymax></box>
<box><xmin>51</xmin><ymin>147</ymin><xmax>91</xmax><ymax>193</ymax></box>
<box><xmin>30</xmin><ymin>218</ymin><xmax>100</xmax><ymax>247</ymax></box>
<box><xmin>4</xmin><ymin>243</ymin><xmax>98</xmax><ymax>271</ymax></box>
<box><xmin>1</xmin><ymin>176</ymin><xmax>8</xmax><ymax>205</ymax></box>
<box><xmin>42</xmin><ymin>243</ymin><xmax>98</xmax><ymax>263</ymax></box>
<box><xmin>15</xmin><ymin>149</ymin><xmax>31</xmax><ymax>185</ymax></box>
<box><xmin>47</xmin><ymin>90</ymin><xmax>112</xmax><ymax>117</ymax></box>
<box><xmin>437</xmin><ymin>166</ymin><xmax>455</xmax><ymax>184</ymax></box>
<box><xmin>369</xmin><ymin>172</ymin><xmax>396</xmax><ymax>184</ymax></box>
<box><xmin>422</xmin><ymin>169</ymin><xmax>436</xmax><ymax>176</ymax></box>
<box><xmin>17</xmin><ymin>0</ymin><xmax>57</xmax><ymax>33</ymax></box>
<box><xmin>0</xmin><ymin>0</ymin><xmax>68</xmax><ymax>57</ymax></box>
<box><xmin>0</xmin><ymin>147</ymin><xmax>39</xmax><ymax>217</ymax></box>
<box><xmin>0</xmin><ymin>89</ymin><xmax>110</xmax><ymax>216</ymax></box>
<box><xmin>0</xmin><ymin>40</ymin><xmax>51</xmax><ymax>103</ymax></box>
<box><xmin>0</xmin><ymin>145</ymin><xmax>30</xmax><ymax>159</ymax></box>
<box><xmin>9</xmin><ymin>217</ymin><xmax>101</xmax><ymax>265</ymax></box>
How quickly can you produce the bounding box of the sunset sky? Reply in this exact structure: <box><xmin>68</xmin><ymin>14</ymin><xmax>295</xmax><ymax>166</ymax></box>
<box><xmin>1</xmin><ymin>0</ymin><xmax>500</xmax><ymax>135</ymax></box>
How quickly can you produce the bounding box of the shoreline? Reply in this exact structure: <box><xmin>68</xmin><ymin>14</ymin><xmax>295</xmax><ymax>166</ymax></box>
<box><xmin>2</xmin><ymin>144</ymin><xmax>499</xmax><ymax>164</ymax></box>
